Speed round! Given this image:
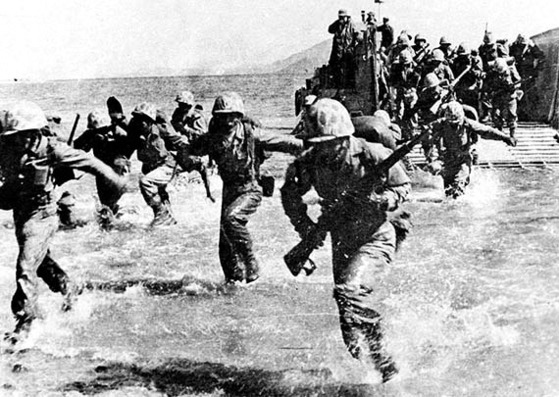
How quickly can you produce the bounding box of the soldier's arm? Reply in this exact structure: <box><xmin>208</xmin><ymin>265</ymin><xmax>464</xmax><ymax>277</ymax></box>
<box><xmin>183</xmin><ymin>114</ymin><xmax>208</xmax><ymax>140</ymax></box>
<box><xmin>156</xmin><ymin>110</ymin><xmax>189</xmax><ymax>151</ymax></box>
<box><xmin>374</xmin><ymin>148</ymin><xmax>412</xmax><ymax>211</ymax></box>
<box><xmin>328</xmin><ymin>20</ymin><xmax>339</xmax><ymax>34</ymax></box>
<box><xmin>72</xmin><ymin>128</ymin><xmax>97</xmax><ymax>151</ymax></box>
<box><xmin>47</xmin><ymin>138</ymin><xmax>127</xmax><ymax>190</ymax></box>
<box><xmin>467</xmin><ymin>119</ymin><xmax>514</xmax><ymax>144</ymax></box>
<box><xmin>280</xmin><ymin>155</ymin><xmax>316</xmax><ymax>237</ymax></box>
<box><xmin>255</xmin><ymin>129</ymin><xmax>304</xmax><ymax>156</ymax></box>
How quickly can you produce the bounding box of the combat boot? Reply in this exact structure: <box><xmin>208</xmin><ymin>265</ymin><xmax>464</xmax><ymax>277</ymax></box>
<box><xmin>245</xmin><ymin>259</ymin><xmax>261</xmax><ymax>284</ymax></box>
<box><xmin>509</xmin><ymin>127</ymin><xmax>516</xmax><ymax>138</ymax></box>
<box><xmin>150</xmin><ymin>203</ymin><xmax>177</xmax><ymax>227</ymax></box>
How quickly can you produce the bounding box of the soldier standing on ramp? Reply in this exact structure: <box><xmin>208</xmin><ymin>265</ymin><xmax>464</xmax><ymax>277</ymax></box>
<box><xmin>280</xmin><ymin>98</ymin><xmax>411</xmax><ymax>382</ymax></box>
<box><xmin>0</xmin><ymin>101</ymin><xmax>129</xmax><ymax>344</ymax></box>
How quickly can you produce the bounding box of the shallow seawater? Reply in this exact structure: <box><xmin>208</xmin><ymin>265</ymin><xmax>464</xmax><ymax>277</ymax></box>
<box><xmin>0</xmin><ymin>75</ymin><xmax>558</xmax><ymax>396</ymax></box>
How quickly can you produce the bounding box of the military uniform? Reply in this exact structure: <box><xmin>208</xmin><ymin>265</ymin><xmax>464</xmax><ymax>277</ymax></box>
<box><xmin>328</xmin><ymin>10</ymin><xmax>361</xmax><ymax>87</ymax></box>
<box><xmin>0</xmin><ymin>101</ymin><xmax>127</xmax><ymax>339</ymax></box>
<box><xmin>128</xmin><ymin>103</ymin><xmax>188</xmax><ymax>226</ymax></box>
<box><xmin>171</xmin><ymin>91</ymin><xmax>210</xmax><ymax>175</ymax></box>
<box><xmin>485</xmin><ymin>59</ymin><xmax>521</xmax><ymax>137</ymax></box>
<box><xmin>74</xmin><ymin>112</ymin><xmax>134</xmax><ymax>215</ymax></box>
<box><xmin>429</xmin><ymin>102</ymin><xmax>515</xmax><ymax>197</ymax></box>
<box><xmin>451</xmin><ymin>46</ymin><xmax>484</xmax><ymax>110</ymax></box>
<box><xmin>281</xmin><ymin>98</ymin><xmax>410</xmax><ymax>382</ymax></box>
<box><xmin>190</xmin><ymin>92</ymin><xmax>303</xmax><ymax>283</ymax></box>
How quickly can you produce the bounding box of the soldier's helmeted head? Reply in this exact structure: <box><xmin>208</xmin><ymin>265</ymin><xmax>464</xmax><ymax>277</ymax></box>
<box><xmin>483</xmin><ymin>32</ymin><xmax>494</xmax><ymax>45</ymax></box>
<box><xmin>130</xmin><ymin>102</ymin><xmax>157</xmax><ymax>135</ymax></box>
<box><xmin>516</xmin><ymin>34</ymin><xmax>528</xmax><ymax>45</ymax></box>
<box><xmin>175</xmin><ymin>91</ymin><xmax>195</xmax><ymax>109</ymax></box>
<box><xmin>443</xmin><ymin>101</ymin><xmax>465</xmax><ymax>125</ymax></box>
<box><xmin>414</xmin><ymin>33</ymin><xmax>427</xmax><ymax>46</ymax></box>
<box><xmin>1</xmin><ymin>101</ymin><xmax>48</xmax><ymax>150</ymax></box>
<box><xmin>430</xmin><ymin>49</ymin><xmax>445</xmax><ymax>64</ymax></box>
<box><xmin>301</xmin><ymin>98</ymin><xmax>354</xmax><ymax>143</ymax></box>
<box><xmin>456</xmin><ymin>43</ymin><xmax>470</xmax><ymax>57</ymax></box>
<box><xmin>399</xmin><ymin>50</ymin><xmax>414</xmax><ymax>66</ymax></box>
<box><xmin>338</xmin><ymin>9</ymin><xmax>349</xmax><ymax>21</ymax></box>
<box><xmin>87</xmin><ymin>110</ymin><xmax>110</xmax><ymax>130</ymax></box>
<box><xmin>396</xmin><ymin>34</ymin><xmax>410</xmax><ymax>47</ymax></box>
<box><xmin>439</xmin><ymin>36</ymin><xmax>451</xmax><ymax>47</ymax></box>
<box><xmin>212</xmin><ymin>92</ymin><xmax>245</xmax><ymax>130</ymax></box>
<box><xmin>422</xmin><ymin>73</ymin><xmax>442</xmax><ymax>93</ymax></box>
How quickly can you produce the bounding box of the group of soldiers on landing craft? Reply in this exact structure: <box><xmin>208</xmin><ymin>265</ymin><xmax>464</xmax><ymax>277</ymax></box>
<box><xmin>0</xmin><ymin>10</ymin><xmax>545</xmax><ymax>386</ymax></box>
<box><xmin>328</xmin><ymin>9</ymin><xmax>544</xmax><ymax>140</ymax></box>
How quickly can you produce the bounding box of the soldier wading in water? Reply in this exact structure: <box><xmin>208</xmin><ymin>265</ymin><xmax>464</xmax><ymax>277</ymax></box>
<box><xmin>281</xmin><ymin>98</ymin><xmax>411</xmax><ymax>382</ymax></box>
<box><xmin>0</xmin><ymin>101</ymin><xmax>129</xmax><ymax>344</ymax></box>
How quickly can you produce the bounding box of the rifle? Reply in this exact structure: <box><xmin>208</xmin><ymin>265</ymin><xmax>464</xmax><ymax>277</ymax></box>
<box><xmin>284</xmin><ymin>127</ymin><xmax>435</xmax><ymax>276</ymax></box>
<box><xmin>67</xmin><ymin>113</ymin><xmax>80</xmax><ymax>145</ymax></box>
<box><xmin>414</xmin><ymin>43</ymin><xmax>431</xmax><ymax>65</ymax></box>
<box><xmin>429</xmin><ymin>65</ymin><xmax>472</xmax><ymax>114</ymax></box>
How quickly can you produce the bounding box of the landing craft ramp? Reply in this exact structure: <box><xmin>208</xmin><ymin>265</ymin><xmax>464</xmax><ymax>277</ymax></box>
<box><xmin>408</xmin><ymin>122</ymin><xmax>559</xmax><ymax>168</ymax></box>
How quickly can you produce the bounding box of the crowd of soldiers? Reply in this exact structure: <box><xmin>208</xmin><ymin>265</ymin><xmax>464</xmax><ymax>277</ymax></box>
<box><xmin>328</xmin><ymin>9</ymin><xmax>545</xmax><ymax>141</ymax></box>
<box><xmin>0</xmin><ymin>10</ymin><xmax>547</xmax><ymax>386</ymax></box>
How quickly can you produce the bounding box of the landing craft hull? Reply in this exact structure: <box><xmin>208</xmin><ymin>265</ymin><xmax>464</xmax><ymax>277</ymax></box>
<box><xmin>524</xmin><ymin>28</ymin><xmax>559</xmax><ymax>128</ymax></box>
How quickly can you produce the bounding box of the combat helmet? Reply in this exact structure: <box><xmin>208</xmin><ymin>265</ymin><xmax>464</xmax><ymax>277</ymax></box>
<box><xmin>2</xmin><ymin>100</ymin><xmax>48</xmax><ymax>135</ymax></box>
<box><xmin>431</xmin><ymin>49</ymin><xmax>445</xmax><ymax>62</ymax></box>
<box><xmin>443</xmin><ymin>101</ymin><xmax>465</xmax><ymax>123</ymax></box>
<box><xmin>302</xmin><ymin>98</ymin><xmax>354</xmax><ymax>143</ymax></box>
<box><xmin>490</xmin><ymin>58</ymin><xmax>510</xmax><ymax>74</ymax></box>
<box><xmin>212</xmin><ymin>92</ymin><xmax>245</xmax><ymax>117</ymax></box>
<box><xmin>399</xmin><ymin>50</ymin><xmax>414</xmax><ymax>65</ymax></box>
<box><xmin>87</xmin><ymin>110</ymin><xmax>110</xmax><ymax>129</ymax></box>
<box><xmin>422</xmin><ymin>73</ymin><xmax>441</xmax><ymax>90</ymax></box>
<box><xmin>175</xmin><ymin>91</ymin><xmax>195</xmax><ymax>106</ymax></box>
<box><xmin>131</xmin><ymin>102</ymin><xmax>157</xmax><ymax>122</ymax></box>
<box><xmin>439</xmin><ymin>36</ymin><xmax>451</xmax><ymax>46</ymax></box>
<box><xmin>456</xmin><ymin>42</ymin><xmax>470</xmax><ymax>56</ymax></box>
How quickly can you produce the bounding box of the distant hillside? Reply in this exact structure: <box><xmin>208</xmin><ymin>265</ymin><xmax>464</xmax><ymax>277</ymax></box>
<box><xmin>264</xmin><ymin>39</ymin><xmax>331</xmax><ymax>75</ymax></box>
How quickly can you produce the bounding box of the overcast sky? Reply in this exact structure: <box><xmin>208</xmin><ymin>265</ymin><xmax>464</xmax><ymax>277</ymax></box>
<box><xmin>1</xmin><ymin>0</ymin><xmax>558</xmax><ymax>80</ymax></box>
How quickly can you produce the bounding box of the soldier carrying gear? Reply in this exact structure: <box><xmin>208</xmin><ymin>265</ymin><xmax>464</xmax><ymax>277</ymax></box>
<box><xmin>186</xmin><ymin>92</ymin><xmax>303</xmax><ymax>284</ymax></box>
<box><xmin>436</xmin><ymin>36</ymin><xmax>455</xmax><ymax>65</ymax></box>
<box><xmin>0</xmin><ymin>101</ymin><xmax>129</xmax><ymax>344</ymax></box>
<box><xmin>484</xmin><ymin>58</ymin><xmax>522</xmax><ymax>138</ymax></box>
<box><xmin>74</xmin><ymin>98</ymin><xmax>135</xmax><ymax>225</ymax></box>
<box><xmin>451</xmin><ymin>42</ymin><xmax>484</xmax><ymax>110</ymax></box>
<box><xmin>509</xmin><ymin>34</ymin><xmax>545</xmax><ymax>80</ymax></box>
<box><xmin>281</xmin><ymin>98</ymin><xmax>411</xmax><ymax>383</ymax></box>
<box><xmin>328</xmin><ymin>9</ymin><xmax>362</xmax><ymax>88</ymax></box>
<box><xmin>128</xmin><ymin>102</ymin><xmax>188</xmax><ymax>227</ymax></box>
<box><xmin>170</xmin><ymin>90</ymin><xmax>215</xmax><ymax>202</ymax></box>
<box><xmin>423</xmin><ymin>49</ymin><xmax>455</xmax><ymax>83</ymax></box>
<box><xmin>389</xmin><ymin>49</ymin><xmax>421</xmax><ymax>140</ymax></box>
<box><xmin>377</xmin><ymin>17</ymin><xmax>394</xmax><ymax>52</ymax></box>
<box><xmin>426</xmin><ymin>100</ymin><xmax>516</xmax><ymax>198</ymax></box>
<box><xmin>412</xmin><ymin>33</ymin><xmax>431</xmax><ymax>67</ymax></box>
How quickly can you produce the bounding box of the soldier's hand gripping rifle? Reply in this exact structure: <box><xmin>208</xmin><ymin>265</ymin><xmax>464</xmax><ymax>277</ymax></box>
<box><xmin>284</xmin><ymin>128</ymin><xmax>435</xmax><ymax>277</ymax></box>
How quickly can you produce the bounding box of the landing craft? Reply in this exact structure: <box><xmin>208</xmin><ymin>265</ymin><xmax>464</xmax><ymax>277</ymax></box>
<box><xmin>295</xmin><ymin>26</ymin><xmax>559</xmax><ymax>167</ymax></box>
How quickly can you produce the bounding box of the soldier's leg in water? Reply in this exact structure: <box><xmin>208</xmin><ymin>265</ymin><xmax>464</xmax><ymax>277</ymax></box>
<box><xmin>219</xmin><ymin>189</ymin><xmax>263</xmax><ymax>283</ymax></box>
<box><xmin>443</xmin><ymin>158</ymin><xmax>471</xmax><ymax>198</ymax></box>
<box><xmin>139</xmin><ymin>165</ymin><xmax>176</xmax><ymax>226</ymax></box>
<box><xmin>331</xmin><ymin>222</ymin><xmax>398</xmax><ymax>382</ymax></box>
<box><xmin>10</xmin><ymin>204</ymin><xmax>59</xmax><ymax>337</ymax></box>
<box><xmin>97</xmin><ymin>157</ymin><xmax>131</xmax><ymax>215</ymax></box>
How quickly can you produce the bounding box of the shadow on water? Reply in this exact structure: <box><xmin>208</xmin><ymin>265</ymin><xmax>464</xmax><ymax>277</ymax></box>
<box><xmin>62</xmin><ymin>358</ymin><xmax>382</xmax><ymax>397</ymax></box>
<box><xmin>84</xmin><ymin>276</ymin><xmax>223</xmax><ymax>296</ymax></box>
